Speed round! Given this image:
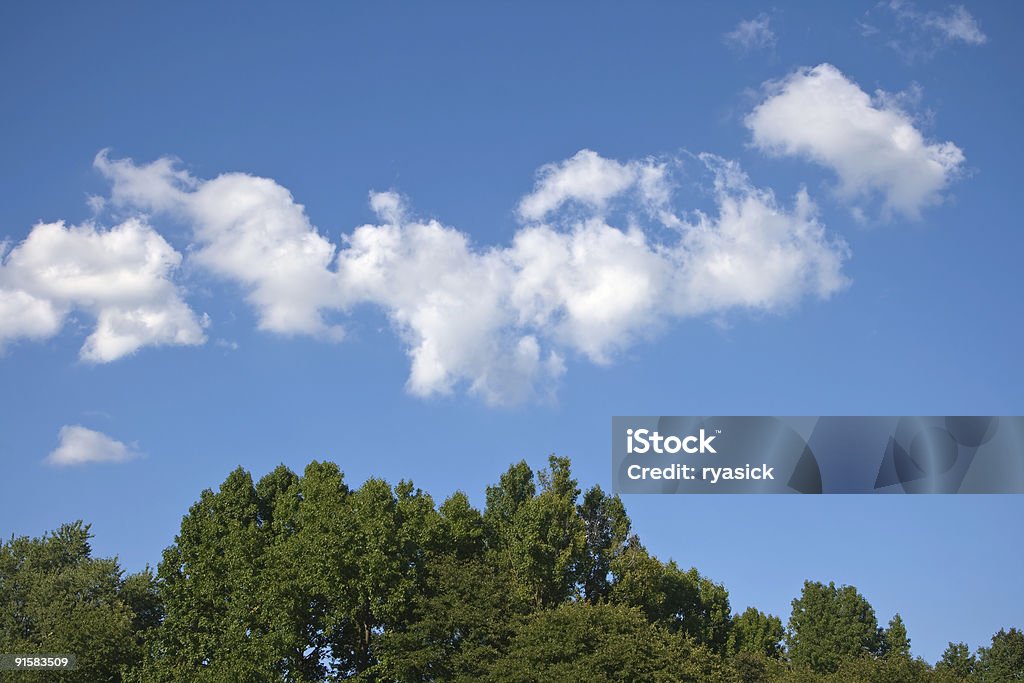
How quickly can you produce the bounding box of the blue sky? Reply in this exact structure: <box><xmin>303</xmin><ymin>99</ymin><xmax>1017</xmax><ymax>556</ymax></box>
<box><xmin>1</xmin><ymin>0</ymin><xmax>1021</xmax><ymax>664</ymax></box>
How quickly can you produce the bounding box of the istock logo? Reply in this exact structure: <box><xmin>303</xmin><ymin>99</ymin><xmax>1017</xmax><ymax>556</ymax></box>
<box><xmin>626</xmin><ymin>428</ymin><xmax>717</xmax><ymax>454</ymax></box>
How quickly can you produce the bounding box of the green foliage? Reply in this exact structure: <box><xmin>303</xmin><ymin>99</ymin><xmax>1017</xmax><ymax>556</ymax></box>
<box><xmin>142</xmin><ymin>462</ymin><xmax>445</xmax><ymax>680</ymax></box>
<box><xmin>486</xmin><ymin>456</ymin><xmax>587</xmax><ymax>607</ymax></box>
<box><xmin>146</xmin><ymin>467</ymin><xmax>283</xmax><ymax>681</ymax></box>
<box><xmin>609</xmin><ymin>541</ymin><xmax>732</xmax><ymax>652</ymax></box>
<box><xmin>483</xmin><ymin>601</ymin><xmax>733</xmax><ymax>682</ymax></box>
<box><xmin>437</xmin><ymin>491</ymin><xmax>484</xmax><ymax>559</ymax></box>
<box><xmin>374</xmin><ymin>554</ymin><xmax>528</xmax><ymax>682</ymax></box>
<box><xmin>882</xmin><ymin>613</ymin><xmax>912</xmax><ymax>660</ymax></box>
<box><xmin>609</xmin><ymin>539</ymin><xmax>699</xmax><ymax>627</ymax></box>
<box><xmin>6</xmin><ymin>456</ymin><xmax>1021</xmax><ymax>683</ymax></box>
<box><xmin>482</xmin><ymin>460</ymin><xmax>535</xmax><ymax>547</ymax></box>
<box><xmin>577</xmin><ymin>484</ymin><xmax>630</xmax><ymax>603</ymax></box>
<box><xmin>820</xmin><ymin>653</ymin><xmax>935</xmax><ymax>682</ymax></box>
<box><xmin>787</xmin><ymin>580</ymin><xmax>883</xmax><ymax>674</ymax></box>
<box><xmin>731</xmin><ymin>607</ymin><xmax>785</xmax><ymax>660</ymax></box>
<box><xmin>976</xmin><ymin>628</ymin><xmax>1024</xmax><ymax>681</ymax></box>
<box><xmin>936</xmin><ymin>642</ymin><xmax>976</xmax><ymax>678</ymax></box>
<box><xmin>0</xmin><ymin>522</ymin><xmax>146</xmax><ymax>682</ymax></box>
<box><xmin>691</xmin><ymin>572</ymin><xmax>734</xmax><ymax>653</ymax></box>
<box><xmin>732</xmin><ymin>651</ymin><xmax>775</xmax><ymax>683</ymax></box>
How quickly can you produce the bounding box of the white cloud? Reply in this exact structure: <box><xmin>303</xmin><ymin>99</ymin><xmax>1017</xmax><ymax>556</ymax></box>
<box><xmin>0</xmin><ymin>219</ymin><xmax>206</xmax><ymax>361</ymax></box>
<box><xmin>518</xmin><ymin>150</ymin><xmax>673</xmax><ymax>224</ymax></box>
<box><xmin>338</xmin><ymin>154</ymin><xmax>848</xmax><ymax>398</ymax></box>
<box><xmin>95</xmin><ymin>151</ymin><xmax>343</xmax><ymax>339</ymax></box>
<box><xmin>337</xmin><ymin>194</ymin><xmax>562</xmax><ymax>403</ymax></box>
<box><xmin>866</xmin><ymin>2</ymin><xmax>987</xmax><ymax>60</ymax></box>
<box><xmin>510</xmin><ymin>155</ymin><xmax>847</xmax><ymax>362</ymax></box>
<box><xmin>675</xmin><ymin>155</ymin><xmax>849</xmax><ymax>313</ymax></box>
<box><xmin>0</xmin><ymin>289</ymin><xmax>63</xmax><ymax>345</ymax></box>
<box><xmin>924</xmin><ymin>5</ymin><xmax>986</xmax><ymax>45</ymax></box>
<box><xmin>46</xmin><ymin>425</ymin><xmax>140</xmax><ymax>466</ymax></box>
<box><xmin>11</xmin><ymin>149</ymin><xmax>851</xmax><ymax>404</ymax></box>
<box><xmin>508</xmin><ymin>220</ymin><xmax>671</xmax><ymax>363</ymax></box>
<box><xmin>724</xmin><ymin>14</ymin><xmax>776</xmax><ymax>52</ymax></box>
<box><xmin>746</xmin><ymin>63</ymin><xmax>965</xmax><ymax>218</ymax></box>
<box><xmin>892</xmin><ymin>0</ymin><xmax>987</xmax><ymax>45</ymax></box>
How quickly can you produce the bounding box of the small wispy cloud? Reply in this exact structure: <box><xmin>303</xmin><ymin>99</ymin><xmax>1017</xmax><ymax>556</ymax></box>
<box><xmin>922</xmin><ymin>5</ymin><xmax>986</xmax><ymax>45</ymax></box>
<box><xmin>724</xmin><ymin>14</ymin><xmax>776</xmax><ymax>53</ymax></box>
<box><xmin>862</xmin><ymin>1</ymin><xmax>987</xmax><ymax>61</ymax></box>
<box><xmin>46</xmin><ymin>425</ymin><xmax>140</xmax><ymax>466</ymax></box>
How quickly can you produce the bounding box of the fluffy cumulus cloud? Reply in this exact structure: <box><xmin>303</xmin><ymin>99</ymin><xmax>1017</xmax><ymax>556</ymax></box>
<box><xmin>724</xmin><ymin>14</ymin><xmax>776</xmax><ymax>52</ymax></box>
<box><xmin>46</xmin><ymin>425</ymin><xmax>140</xmax><ymax>466</ymax></box>
<box><xmin>4</xmin><ymin>147</ymin><xmax>853</xmax><ymax>403</ymax></box>
<box><xmin>95</xmin><ymin>151</ymin><xmax>343</xmax><ymax>339</ymax></box>
<box><xmin>517</xmin><ymin>149</ymin><xmax>673</xmax><ymax>223</ymax></box>
<box><xmin>673</xmin><ymin>155</ymin><xmax>848</xmax><ymax>314</ymax></box>
<box><xmin>746</xmin><ymin>63</ymin><xmax>965</xmax><ymax>218</ymax></box>
<box><xmin>0</xmin><ymin>218</ymin><xmax>205</xmax><ymax>361</ymax></box>
<box><xmin>336</xmin><ymin>192</ymin><xmax>563</xmax><ymax>403</ymax></box>
<box><xmin>509</xmin><ymin>154</ymin><xmax>847</xmax><ymax>362</ymax></box>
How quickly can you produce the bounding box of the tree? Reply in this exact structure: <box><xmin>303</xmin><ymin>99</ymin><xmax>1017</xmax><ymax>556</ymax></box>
<box><xmin>0</xmin><ymin>522</ymin><xmax>147</xmax><ymax>682</ymax></box>
<box><xmin>119</xmin><ymin>568</ymin><xmax>164</xmax><ymax>656</ymax></box>
<box><xmin>437</xmin><ymin>491</ymin><xmax>485</xmax><ymax>560</ymax></box>
<box><xmin>976</xmin><ymin>627</ymin><xmax>1024</xmax><ymax>681</ymax></box>
<box><xmin>732</xmin><ymin>651</ymin><xmax>774</xmax><ymax>683</ymax></box>
<box><xmin>882</xmin><ymin>613</ymin><xmax>911</xmax><ymax>660</ymax></box>
<box><xmin>484</xmin><ymin>456</ymin><xmax>587</xmax><ymax>607</ymax></box>
<box><xmin>577</xmin><ymin>485</ymin><xmax>630</xmax><ymax>603</ymax></box>
<box><xmin>289</xmin><ymin>459</ymin><xmax>356</xmax><ymax>678</ymax></box>
<box><xmin>608</xmin><ymin>541</ymin><xmax>732</xmax><ymax>653</ymax></box>
<box><xmin>825</xmin><ymin>652</ymin><xmax>934</xmax><ymax>683</ymax></box>
<box><xmin>12</xmin><ymin>456</ymin><xmax>1022</xmax><ymax>683</ymax></box>
<box><xmin>142</xmin><ymin>461</ymin><xmax>448</xmax><ymax>680</ymax></box>
<box><xmin>146</xmin><ymin>466</ymin><xmax>299</xmax><ymax>681</ymax></box>
<box><xmin>374</xmin><ymin>555</ymin><xmax>528</xmax><ymax>682</ymax></box>
<box><xmin>689</xmin><ymin>571</ymin><xmax>734</xmax><ymax>654</ymax></box>
<box><xmin>732</xmin><ymin>607</ymin><xmax>785</xmax><ymax>660</ymax></box>
<box><xmin>482</xmin><ymin>602</ymin><xmax>731</xmax><ymax>683</ymax></box>
<box><xmin>339</xmin><ymin>477</ymin><xmax>441</xmax><ymax>674</ymax></box>
<box><xmin>610</xmin><ymin>540</ymin><xmax>693</xmax><ymax>625</ymax></box>
<box><xmin>786</xmin><ymin>581</ymin><xmax>882</xmax><ymax>674</ymax></box>
<box><xmin>482</xmin><ymin>460</ymin><xmax>535</xmax><ymax>550</ymax></box>
<box><xmin>936</xmin><ymin>642</ymin><xmax>976</xmax><ymax>679</ymax></box>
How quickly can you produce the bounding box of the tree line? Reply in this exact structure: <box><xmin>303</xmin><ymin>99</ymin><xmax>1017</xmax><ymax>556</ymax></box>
<box><xmin>1</xmin><ymin>456</ymin><xmax>1021</xmax><ymax>682</ymax></box>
